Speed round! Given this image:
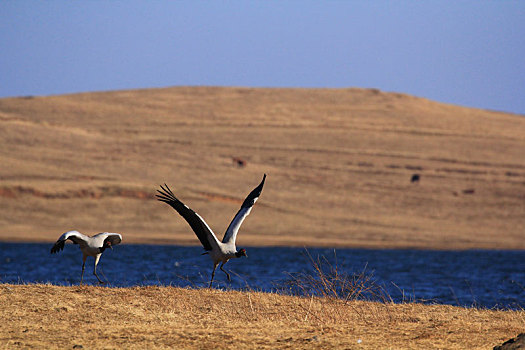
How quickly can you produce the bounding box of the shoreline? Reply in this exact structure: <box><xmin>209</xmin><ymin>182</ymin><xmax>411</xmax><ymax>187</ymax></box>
<box><xmin>2</xmin><ymin>236</ymin><xmax>524</xmax><ymax>251</ymax></box>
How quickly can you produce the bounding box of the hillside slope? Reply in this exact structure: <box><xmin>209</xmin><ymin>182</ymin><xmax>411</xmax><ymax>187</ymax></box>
<box><xmin>0</xmin><ymin>87</ymin><xmax>524</xmax><ymax>249</ymax></box>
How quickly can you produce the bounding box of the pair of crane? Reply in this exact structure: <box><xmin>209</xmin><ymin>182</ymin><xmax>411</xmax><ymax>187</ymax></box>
<box><xmin>50</xmin><ymin>174</ymin><xmax>266</xmax><ymax>287</ymax></box>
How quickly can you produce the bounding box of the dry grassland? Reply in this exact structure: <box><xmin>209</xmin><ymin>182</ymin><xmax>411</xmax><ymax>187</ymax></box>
<box><xmin>1</xmin><ymin>284</ymin><xmax>523</xmax><ymax>349</ymax></box>
<box><xmin>0</xmin><ymin>87</ymin><xmax>524</xmax><ymax>249</ymax></box>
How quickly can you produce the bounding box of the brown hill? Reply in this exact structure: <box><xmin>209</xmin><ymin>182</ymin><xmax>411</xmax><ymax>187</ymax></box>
<box><xmin>0</xmin><ymin>87</ymin><xmax>523</xmax><ymax>249</ymax></box>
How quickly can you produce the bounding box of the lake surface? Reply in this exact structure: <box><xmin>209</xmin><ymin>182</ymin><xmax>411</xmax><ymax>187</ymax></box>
<box><xmin>1</xmin><ymin>243</ymin><xmax>523</xmax><ymax>309</ymax></box>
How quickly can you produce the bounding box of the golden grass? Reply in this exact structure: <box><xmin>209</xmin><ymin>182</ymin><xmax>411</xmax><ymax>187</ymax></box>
<box><xmin>0</xmin><ymin>284</ymin><xmax>523</xmax><ymax>349</ymax></box>
<box><xmin>1</xmin><ymin>87</ymin><xmax>524</xmax><ymax>249</ymax></box>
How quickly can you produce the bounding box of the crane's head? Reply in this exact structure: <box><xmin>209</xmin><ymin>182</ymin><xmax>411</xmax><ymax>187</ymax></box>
<box><xmin>103</xmin><ymin>240</ymin><xmax>113</xmax><ymax>251</ymax></box>
<box><xmin>235</xmin><ymin>248</ymin><xmax>248</xmax><ymax>258</ymax></box>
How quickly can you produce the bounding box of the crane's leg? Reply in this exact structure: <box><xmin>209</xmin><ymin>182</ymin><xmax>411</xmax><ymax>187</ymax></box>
<box><xmin>209</xmin><ymin>263</ymin><xmax>218</xmax><ymax>288</ymax></box>
<box><xmin>93</xmin><ymin>254</ymin><xmax>104</xmax><ymax>284</ymax></box>
<box><xmin>80</xmin><ymin>256</ymin><xmax>87</xmax><ymax>285</ymax></box>
<box><xmin>220</xmin><ymin>262</ymin><xmax>231</xmax><ymax>282</ymax></box>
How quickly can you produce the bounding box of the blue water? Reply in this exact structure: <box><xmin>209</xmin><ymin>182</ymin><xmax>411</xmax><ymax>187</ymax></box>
<box><xmin>1</xmin><ymin>243</ymin><xmax>523</xmax><ymax>309</ymax></box>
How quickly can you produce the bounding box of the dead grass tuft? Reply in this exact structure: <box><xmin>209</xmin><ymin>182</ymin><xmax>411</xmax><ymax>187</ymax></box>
<box><xmin>283</xmin><ymin>249</ymin><xmax>391</xmax><ymax>303</ymax></box>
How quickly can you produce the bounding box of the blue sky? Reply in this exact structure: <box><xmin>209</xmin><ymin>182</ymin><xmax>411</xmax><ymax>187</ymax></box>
<box><xmin>1</xmin><ymin>1</ymin><xmax>524</xmax><ymax>115</ymax></box>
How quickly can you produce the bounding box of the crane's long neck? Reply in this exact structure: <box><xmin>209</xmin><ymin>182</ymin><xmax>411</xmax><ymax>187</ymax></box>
<box><xmin>99</xmin><ymin>243</ymin><xmax>112</xmax><ymax>253</ymax></box>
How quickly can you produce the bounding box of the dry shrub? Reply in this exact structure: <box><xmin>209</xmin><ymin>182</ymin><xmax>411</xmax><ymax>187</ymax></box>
<box><xmin>278</xmin><ymin>249</ymin><xmax>396</xmax><ymax>325</ymax></box>
<box><xmin>282</xmin><ymin>249</ymin><xmax>391</xmax><ymax>302</ymax></box>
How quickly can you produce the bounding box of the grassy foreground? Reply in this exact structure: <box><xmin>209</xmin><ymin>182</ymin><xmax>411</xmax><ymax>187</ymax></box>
<box><xmin>0</xmin><ymin>284</ymin><xmax>523</xmax><ymax>349</ymax></box>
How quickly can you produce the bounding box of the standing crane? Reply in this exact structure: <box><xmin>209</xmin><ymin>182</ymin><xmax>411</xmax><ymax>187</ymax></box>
<box><xmin>50</xmin><ymin>230</ymin><xmax>122</xmax><ymax>284</ymax></box>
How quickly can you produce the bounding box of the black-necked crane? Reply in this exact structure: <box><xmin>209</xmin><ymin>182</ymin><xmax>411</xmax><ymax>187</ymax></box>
<box><xmin>50</xmin><ymin>230</ymin><xmax>122</xmax><ymax>284</ymax></box>
<box><xmin>156</xmin><ymin>174</ymin><xmax>266</xmax><ymax>288</ymax></box>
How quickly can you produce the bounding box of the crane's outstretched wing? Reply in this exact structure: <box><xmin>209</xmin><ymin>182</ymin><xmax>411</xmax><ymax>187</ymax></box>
<box><xmin>156</xmin><ymin>184</ymin><xmax>220</xmax><ymax>251</ymax></box>
<box><xmin>222</xmin><ymin>174</ymin><xmax>266</xmax><ymax>245</ymax></box>
<box><xmin>50</xmin><ymin>230</ymin><xmax>89</xmax><ymax>254</ymax></box>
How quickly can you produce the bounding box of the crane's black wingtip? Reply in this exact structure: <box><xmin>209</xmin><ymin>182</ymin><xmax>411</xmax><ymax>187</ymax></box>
<box><xmin>259</xmin><ymin>174</ymin><xmax>267</xmax><ymax>188</ymax></box>
<box><xmin>50</xmin><ymin>240</ymin><xmax>65</xmax><ymax>254</ymax></box>
<box><xmin>260</xmin><ymin>174</ymin><xmax>266</xmax><ymax>186</ymax></box>
<box><xmin>157</xmin><ymin>183</ymin><xmax>175</xmax><ymax>197</ymax></box>
<box><xmin>239</xmin><ymin>174</ymin><xmax>266</xmax><ymax>208</ymax></box>
<box><xmin>157</xmin><ymin>183</ymin><xmax>183</xmax><ymax>208</ymax></box>
<box><xmin>155</xmin><ymin>194</ymin><xmax>169</xmax><ymax>202</ymax></box>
